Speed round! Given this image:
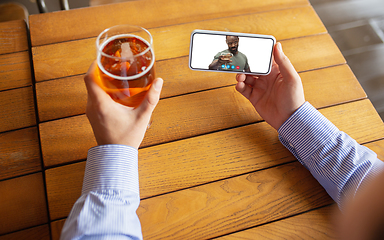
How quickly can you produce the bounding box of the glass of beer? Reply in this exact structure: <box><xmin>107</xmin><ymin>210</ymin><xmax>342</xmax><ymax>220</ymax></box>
<box><xmin>96</xmin><ymin>25</ymin><xmax>155</xmax><ymax>108</ymax></box>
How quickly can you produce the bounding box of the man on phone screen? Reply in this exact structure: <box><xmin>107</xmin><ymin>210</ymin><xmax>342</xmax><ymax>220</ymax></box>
<box><xmin>209</xmin><ymin>35</ymin><xmax>251</xmax><ymax>72</ymax></box>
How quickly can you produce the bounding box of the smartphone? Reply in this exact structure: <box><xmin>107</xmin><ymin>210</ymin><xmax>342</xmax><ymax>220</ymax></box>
<box><xmin>189</xmin><ymin>30</ymin><xmax>276</xmax><ymax>75</ymax></box>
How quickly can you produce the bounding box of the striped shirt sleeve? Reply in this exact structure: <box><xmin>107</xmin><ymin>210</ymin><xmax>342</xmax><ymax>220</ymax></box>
<box><xmin>278</xmin><ymin>102</ymin><xmax>384</xmax><ymax>210</ymax></box>
<box><xmin>60</xmin><ymin>144</ymin><xmax>143</xmax><ymax>240</ymax></box>
<box><xmin>82</xmin><ymin>145</ymin><xmax>140</xmax><ymax>195</ymax></box>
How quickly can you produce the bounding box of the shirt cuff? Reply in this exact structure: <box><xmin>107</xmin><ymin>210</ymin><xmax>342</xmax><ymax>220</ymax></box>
<box><xmin>278</xmin><ymin>102</ymin><xmax>339</xmax><ymax>164</ymax></box>
<box><xmin>82</xmin><ymin>144</ymin><xmax>139</xmax><ymax>195</ymax></box>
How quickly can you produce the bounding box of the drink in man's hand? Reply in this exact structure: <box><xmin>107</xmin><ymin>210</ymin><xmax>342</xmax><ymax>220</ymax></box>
<box><xmin>96</xmin><ymin>25</ymin><xmax>155</xmax><ymax>108</ymax></box>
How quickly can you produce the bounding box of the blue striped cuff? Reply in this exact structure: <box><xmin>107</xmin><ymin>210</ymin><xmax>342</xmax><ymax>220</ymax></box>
<box><xmin>278</xmin><ymin>102</ymin><xmax>339</xmax><ymax>163</ymax></box>
<box><xmin>82</xmin><ymin>145</ymin><xmax>139</xmax><ymax>195</ymax></box>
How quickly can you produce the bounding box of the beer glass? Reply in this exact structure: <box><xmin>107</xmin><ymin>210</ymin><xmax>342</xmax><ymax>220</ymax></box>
<box><xmin>96</xmin><ymin>25</ymin><xmax>155</xmax><ymax>108</ymax></box>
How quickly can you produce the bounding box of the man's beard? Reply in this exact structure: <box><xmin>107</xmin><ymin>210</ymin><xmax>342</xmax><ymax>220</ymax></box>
<box><xmin>229</xmin><ymin>47</ymin><xmax>238</xmax><ymax>54</ymax></box>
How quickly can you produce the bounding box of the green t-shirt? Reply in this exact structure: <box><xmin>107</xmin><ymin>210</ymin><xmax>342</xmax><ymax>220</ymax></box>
<box><xmin>213</xmin><ymin>49</ymin><xmax>250</xmax><ymax>72</ymax></box>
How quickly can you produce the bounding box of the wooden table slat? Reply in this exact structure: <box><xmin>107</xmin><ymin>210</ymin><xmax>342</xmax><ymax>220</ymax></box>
<box><xmin>0</xmin><ymin>87</ymin><xmax>36</xmax><ymax>133</ymax></box>
<box><xmin>0</xmin><ymin>20</ymin><xmax>32</xmax><ymax>91</ymax></box>
<box><xmin>218</xmin><ymin>205</ymin><xmax>337</xmax><ymax>239</ymax></box>
<box><xmin>39</xmin><ymin>115</ymin><xmax>96</xmax><ymax>168</ymax></box>
<box><xmin>32</xmin><ymin>6</ymin><xmax>327</xmax><ymax>82</ymax></box>
<box><xmin>36</xmin><ymin>75</ymin><xmax>87</xmax><ymax>122</ymax></box>
<box><xmin>0</xmin><ymin>173</ymin><xmax>48</xmax><ymax>235</ymax></box>
<box><xmin>48</xmin><ymin>135</ymin><xmax>384</xmax><ymax>238</ymax></box>
<box><xmin>45</xmin><ymin>100</ymin><xmax>384</xmax><ymax>220</ymax></box>
<box><xmin>301</xmin><ymin>64</ymin><xmax>365</xmax><ymax>107</ymax></box>
<box><xmin>0</xmin><ymin>224</ymin><xmax>50</xmax><ymax>240</ymax></box>
<box><xmin>29</xmin><ymin>0</ymin><xmax>309</xmax><ymax>46</ymax></box>
<box><xmin>0</xmin><ymin>20</ymin><xmax>28</xmax><ymax>55</ymax></box>
<box><xmin>0</xmin><ymin>127</ymin><xmax>41</xmax><ymax>181</ymax></box>
<box><xmin>45</xmin><ymin>162</ymin><xmax>85</xmax><ymax>220</ymax></box>
<box><xmin>48</xmin><ymin>162</ymin><xmax>333</xmax><ymax>239</ymax></box>
<box><xmin>0</xmin><ymin>51</ymin><xmax>32</xmax><ymax>91</ymax></box>
<box><xmin>50</xmin><ymin>205</ymin><xmax>338</xmax><ymax>240</ymax></box>
<box><xmin>50</xmin><ymin>219</ymin><xmax>66</xmax><ymax>240</ymax></box>
<box><xmin>137</xmin><ymin>161</ymin><xmax>333</xmax><ymax>239</ymax></box>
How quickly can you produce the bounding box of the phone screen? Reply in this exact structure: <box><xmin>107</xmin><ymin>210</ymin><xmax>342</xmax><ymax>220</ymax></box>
<box><xmin>189</xmin><ymin>30</ymin><xmax>275</xmax><ymax>75</ymax></box>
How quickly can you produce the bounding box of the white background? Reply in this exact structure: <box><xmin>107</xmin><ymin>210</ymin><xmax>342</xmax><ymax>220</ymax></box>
<box><xmin>190</xmin><ymin>33</ymin><xmax>274</xmax><ymax>74</ymax></box>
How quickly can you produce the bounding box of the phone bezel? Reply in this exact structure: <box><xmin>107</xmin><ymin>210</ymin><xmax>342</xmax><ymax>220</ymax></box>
<box><xmin>189</xmin><ymin>29</ymin><xmax>276</xmax><ymax>75</ymax></box>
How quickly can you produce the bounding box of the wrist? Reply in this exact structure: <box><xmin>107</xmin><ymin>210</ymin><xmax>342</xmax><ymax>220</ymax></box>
<box><xmin>275</xmin><ymin>101</ymin><xmax>306</xmax><ymax>131</ymax></box>
<box><xmin>278</xmin><ymin>102</ymin><xmax>339</xmax><ymax>160</ymax></box>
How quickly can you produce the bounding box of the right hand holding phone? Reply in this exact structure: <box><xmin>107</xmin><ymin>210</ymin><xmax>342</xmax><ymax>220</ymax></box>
<box><xmin>235</xmin><ymin>42</ymin><xmax>305</xmax><ymax>130</ymax></box>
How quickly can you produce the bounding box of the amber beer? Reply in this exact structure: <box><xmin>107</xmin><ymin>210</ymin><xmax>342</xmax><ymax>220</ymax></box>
<box><xmin>96</xmin><ymin>25</ymin><xmax>155</xmax><ymax>108</ymax></box>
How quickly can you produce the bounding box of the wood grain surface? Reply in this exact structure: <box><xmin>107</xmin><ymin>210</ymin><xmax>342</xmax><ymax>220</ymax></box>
<box><xmin>47</xmin><ymin>138</ymin><xmax>384</xmax><ymax>238</ymax></box>
<box><xmin>0</xmin><ymin>173</ymin><xmax>48</xmax><ymax>235</ymax></box>
<box><xmin>0</xmin><ymin>20</ymin><xmax>28</xmax><ymax>55</ymax></box>
<box><xmin>301</xmin><ymin>64</ymin><xmax>365</xmax><ymax>107</ymax></box>
<box><xmin>44</xmin><ymin>100</ymin><xmax>384</xmax><ymax>221</ymax></box>
<box><xmin>32</xmin><ymin>6</ymin><xmax>326</xmax><ymax>82</ymax></box>
<box><xmin>29</xmin><ymin>0</ymin><xmax>309</xmax><ymax>46</ymax></box>
<box><xmin>50</xmin><ymin>220</ymin><xmax>66</xmax><ymax>240</ymax></box>
<box><xmin>36</xmin><ymin>75</ymin><xmax>87</xmax><ymax>122</ymax></box>
<box><xmin>45</xmin><ymin>162</ymin><xmax>85</xmax><ymax>220</ymax></box>
<box><xmin>19</xmin><ymin>0</ymin><xmax>384</xmax><ymax>238</ymax></box>
<box><xmin>49</xmin><ymin>206</ymin><xmax>339</xmax><ymax>240</ymax></box>
<box><xmin>0</xmin><ymin>127</ymin><xmax>41</xmax><ymax>181</ymax></box>
<box><xmin>0</xmin><ymin>87</ymin><xmax>36</xmax><ymax>132</ymax></box>
<box><xmin>0</xmin><ymin>20</ymin><xmax>32</xmax><ymax>91</ymax></box>
<box><xmin>39</xmin><ymin>115</ymin><xmax>96</xmax><ymax>168</ymax></box>
<box><xmin>0</xmin><ymin>224</ymin><xmax>50</xmax><ymax>240</ymax></box>
<box><xmin>218</xmin><ymin>205</ymin><xmax>338</xmax><ymax>239</ymax></box>
<box><xmin>0</xmin><ymin>51</ymin><xmax>32</xmax><ymax>91</ymax></box>
<box><xmin>48</xmin><ymin>162</ymin><xmax>334</xmax><ymax>239</ymax></box>
<box><xmin>137</xmin><ymin>161</ymin><xmax>333</xmax><ymax>239</ymax></box>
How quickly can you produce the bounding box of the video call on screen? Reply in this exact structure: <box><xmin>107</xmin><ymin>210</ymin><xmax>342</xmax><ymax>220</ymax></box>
<box><xmin>190</xmin><ymin>33</ymin><xmax>274</xmax><ymax>74</ymax></box>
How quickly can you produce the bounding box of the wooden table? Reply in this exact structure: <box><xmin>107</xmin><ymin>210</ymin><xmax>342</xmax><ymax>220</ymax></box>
<box><xmin>1</xmin><ymin>0</ymin><xmax>384</xmax><ymax>239</ymax></box>
<box><xmin>0</xmin><ymin>19</ymin><xmax>49</xmax><ymax>238</ymax></box>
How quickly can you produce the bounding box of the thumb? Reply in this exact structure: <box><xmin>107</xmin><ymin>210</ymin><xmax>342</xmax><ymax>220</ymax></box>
<box><xmin>273</xmin><ymin>42</ymin><xmax>299</xmax><ymax>80</ymax></box>
<box><xmin>137</xmin><ymin>77</ymin><xmax>163</xmax><ymax>114</ymax></box>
